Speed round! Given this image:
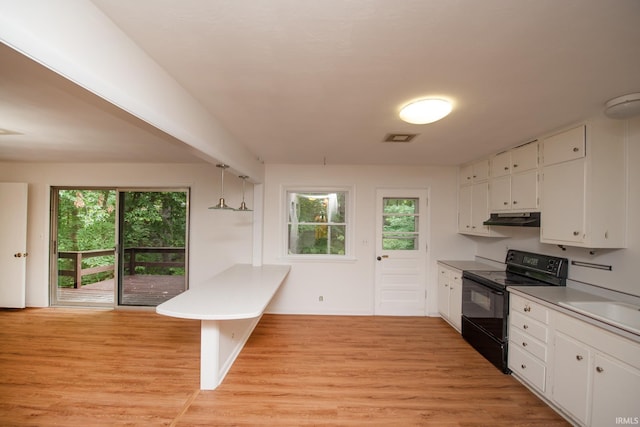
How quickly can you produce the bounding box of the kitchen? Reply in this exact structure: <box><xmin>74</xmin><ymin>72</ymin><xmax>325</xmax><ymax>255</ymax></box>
<box><xmin>1</xmin><ymin>1</ymin><xmax>640</xmax><ymax>425</ymax></box>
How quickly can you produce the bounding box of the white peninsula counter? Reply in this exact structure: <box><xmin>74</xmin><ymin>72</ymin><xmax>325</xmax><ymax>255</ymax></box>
<box><xmin>156</xmin><ymin>264</ymin><xmax>290</xmax><ymax>390</ymax></box>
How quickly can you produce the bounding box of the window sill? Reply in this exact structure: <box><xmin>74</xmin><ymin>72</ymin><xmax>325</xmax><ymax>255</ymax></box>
<box><xmin>280</xmin><ymin>255</ymin><xmax>357</xmax><ymax>263</ymax></box>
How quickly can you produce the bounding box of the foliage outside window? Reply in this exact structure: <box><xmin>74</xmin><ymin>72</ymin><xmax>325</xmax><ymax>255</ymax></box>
<box><xmin>382</xmin><ymin>198</ymin><xmax>419</xmax><ymax>250</ymax></box>
<box><xmin>287</xmin><ymin>190</ymin><xmax>348</xmax><ymax>256</ymax></box>
<box><xmin>56</xmin><ymin>189</ymin><xmax>188</xmax><ymax>288</ymax></box>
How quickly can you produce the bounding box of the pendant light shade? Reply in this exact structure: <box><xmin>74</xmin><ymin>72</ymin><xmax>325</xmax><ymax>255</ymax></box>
<box><xmin>209</xmin><ymin>164</ymin><xmax>234</xmax><ymax>210</ymax></box>
<box><xmin>236</xmin><ymin>176</ymin><xmax>252</xmax><ymax>211</ymax></box>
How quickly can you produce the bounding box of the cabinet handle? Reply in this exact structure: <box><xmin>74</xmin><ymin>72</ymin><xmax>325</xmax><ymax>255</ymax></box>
<box><xmin>576</xmin><ymin>355</ymin><xmax>583</xmax><ymax>361</ymax></box>
<box><xmin>523</xmin><ymin>305</ymin><xmax>531</xmax><ymax>312</ymax></box>
<box><xmin>596</xmin><ymin>366</ymin><xmax>604</xmax><ymax>373</ymax></box>
<box><xmin>573</xmin><ymin>147</ymin><xmax>580</xmax><ymax>152</ymax></box>
<box><xmin>522</xmin><ymin>342</ymin><xmax>528</xmax><ymax>347</ymax></box>
<box><xmin>504</xmin><ymin>166</ymin><xmax>509</xmax><ymax>171</ymax></box>
<box><xmin>513</xmin><ymin>200</ymin><xmax>518</xmax><ymax>205</ymax></box>
<box><xmin>521</xmin><ymin>364</ymin><xmax>527</xmax><ymax>369</ymax></box>
<box><xmin>573</xmin><ymin>231</ymin><xmax>580</xmax><ymax>236</ymax></box>
<box><xmin>513</xmin><ymin>164</ymin><xmax>518</xmax><ymax>168</ymax></box>
<box><xmin>444</xmin><ymin>284</ymin><xmax>448</xmax><ymax>288</ymax></box>
<box><xmin>523</xmin><ymin>324</ymin><xmax>529</xmax><ymax>330</ymax></box>
<box><xmin>473</xmin><ymin>175</ymin><xmax>477</xmax><ymax>178</ymax></box>
<box><xmin>503</xmin><ymin>201</ymin><xmax>508</xmax><ymax>205</ymax></box>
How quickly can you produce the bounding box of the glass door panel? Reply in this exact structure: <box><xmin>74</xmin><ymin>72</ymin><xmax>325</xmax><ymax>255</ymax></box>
<box><xmin>117</xmin><ymin>190</ymin><xmax>189</xmax><ymax>306</ymax></box>
<box><xmin>50</xmin><ymin>188</ymin><xmax>116</xmax><ymax>307</ymax></box>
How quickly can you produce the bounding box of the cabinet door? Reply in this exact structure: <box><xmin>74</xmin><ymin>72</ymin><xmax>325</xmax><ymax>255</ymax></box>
<box><xmin>490</xmin><ymin>175</ymin><xmax>511</xmax><ymax>212</ymax></box>
<box><xmin>459</xmin><ymin>164</ymin><xmax>473</xmax><ymax>184</ymax></box>
<box><xmin>541</xmin><ymin>160</ymin><xmax>585</xmax><ymax>244</ymax></box>
<box><xmin>542</xmin><ymin>125</ymin><xmax>586</xmax><ymax>166</ymax></box>
<box><xmin>437</xmin><ymin>268</ymin><xmax>450</xmax><ymax>318</ymax></box>
<box><xmin>458</xmin><ymin>185</ymin><xmax>472</xmax><ymax>232</ymax></box>
<box><xmin>552</xmin><ymin>333</ymin><xmax>590</xmax><ymax>425</ymax></box>
<box><xmin>471</xmin><ymin>182</ymin><xmax>490</xmax><ymax>235</ymax></box>
<box><xmin>491</xmin><ymin>152</ymin><xmax>511</xmax><ymax>178</ymax></box>
<box><xmin>591</xmin><ymin>353</ymin><xmax>640</xmax><ymax>427</ymax></box>
<box><xmin>473</xmin><ymin>159</ymin><xmax>490</xmax><ymax>181</ymax></box>
<box><xmin>511</xmin><ymin>142</ymin><xmax>538</xmax><ymax>172</ymax></box>
<box><xmin>449</xmin><ymin>272</ymin><xmax>462</xmax><ymax>331</ymax></box>
<box><xmin>511</xmin><ymin>170</ymin><xmax>538</xmax><ymax>211</ymax></box>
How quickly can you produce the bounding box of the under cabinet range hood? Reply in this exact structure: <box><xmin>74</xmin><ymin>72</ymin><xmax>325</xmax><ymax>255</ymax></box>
<box><xmin>483</xmin><ymin>212</ymin><xmax>541</xmax><ymax>227</ymax></box>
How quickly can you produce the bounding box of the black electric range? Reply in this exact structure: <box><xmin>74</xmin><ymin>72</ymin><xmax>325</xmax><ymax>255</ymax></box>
<box><xmin>461</xmin><ymin>250</ymin><xmax>568</xmax><ymax>373</ymax></box>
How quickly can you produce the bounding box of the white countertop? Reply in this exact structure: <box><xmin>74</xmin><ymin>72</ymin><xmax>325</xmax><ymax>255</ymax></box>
<box><xmin>508</xmin><ymin>286</ymin><xmax>640</xmax><ymax>343</ymax></box>
<box><xmin>156</xmin><ymin>264</ymin><xmax>291</xmax><ymax>320</ymax></box>
<box><xmin>438</xmin><ymin>259</ymin><xmax>503</xmax><ymax>272</ymax></box>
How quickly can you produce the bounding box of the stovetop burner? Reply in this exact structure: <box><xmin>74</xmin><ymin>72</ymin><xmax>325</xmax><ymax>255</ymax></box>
<box><xmin>462</xmin><ymin>249</ymin><xmax>569</xmax><ymax>290</ymax></box>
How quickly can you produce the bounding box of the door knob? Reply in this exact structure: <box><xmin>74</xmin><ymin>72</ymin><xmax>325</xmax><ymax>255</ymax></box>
<box><xmin>376</xmin><ymin>255</ymin><xmax>389</xmax><ymax>261</ymax></box>
<box><xmin>14</xmin><ymin>252</ymin><xmax>28</xmax><ymax>258</ymax></box>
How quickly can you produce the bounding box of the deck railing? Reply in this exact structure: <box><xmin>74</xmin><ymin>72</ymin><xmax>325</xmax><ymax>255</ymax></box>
<box><xmin>58</xmin><ymin>247</ymin><xmax>185</xmax><ymax>288</ymax></box>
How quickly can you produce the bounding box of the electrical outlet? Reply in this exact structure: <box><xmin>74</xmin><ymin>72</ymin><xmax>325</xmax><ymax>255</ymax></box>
<box><xmin>318</xmin><ymin>295</ymin><xmax>324</xmax><ymax>302</ymax></box>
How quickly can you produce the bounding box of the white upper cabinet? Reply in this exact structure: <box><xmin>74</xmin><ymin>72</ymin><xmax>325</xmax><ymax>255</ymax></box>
<box><xmin>541</xmin><ymin>125</ymin><xmax>585</xmax><ymax>166</ymax></box>
<box><xmin>490</xmin><ymin>141</ymin><xmax>539</xmax><ymax>213</ymax></box>
<box><xmin>540</xmin><ymin>119</ymin><xmax>627</xmax><ymax>248</ymax></box>
<box><xmin>459</xmin><ymin>157</ymin><xmax>504</xmax><ymax>237</ymax></box>
<box><xmin>491</xmin><ymin>151</ymin><xmax>511</xmax><ymax>178</ymax></box>
<box><xmin>459</xmin><ymin>159</ymin><xmax>490</xmax><ymax>184</ymax></box>
<box><xmin>511</xmin><ymin>141</ymin><xmax>539</xmax><ymax>172</ymax></box>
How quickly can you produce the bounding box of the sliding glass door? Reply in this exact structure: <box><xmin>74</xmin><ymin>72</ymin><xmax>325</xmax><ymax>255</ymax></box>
<box><xmin>50</xmin><ymin>188</ymin><xmax>189</xmax><ymax>307</ymax></box>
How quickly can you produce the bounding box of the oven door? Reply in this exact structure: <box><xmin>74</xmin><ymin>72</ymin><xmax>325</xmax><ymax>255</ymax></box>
<box><xmin>461</xmin><ymin>278</ymin><xmax>506</xmax><ymax>342</ymax></box>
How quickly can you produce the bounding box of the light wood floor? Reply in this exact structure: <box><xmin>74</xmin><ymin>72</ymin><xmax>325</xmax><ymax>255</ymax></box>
<box><xmin>0</xmin><ymin>309</ymin><xmax>569</xmax><ymax>426</ymax></box>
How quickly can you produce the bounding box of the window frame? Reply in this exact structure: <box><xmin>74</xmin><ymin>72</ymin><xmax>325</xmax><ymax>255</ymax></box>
<box><xmin>282</xmin><ymin>185</ymin><xmax>354</xmax><ymax>261</ymax></box>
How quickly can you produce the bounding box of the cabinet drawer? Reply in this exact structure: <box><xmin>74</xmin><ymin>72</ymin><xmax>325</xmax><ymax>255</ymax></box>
<box><xmin>510</xmin><ymin>327</ymin><xmax>547</xmax><ymax>362</ymax></box>
<box><xmin>510</xmin><ymin>311</ymin><xmax>548</xmax><ymax>343</ymax></box>
<box><xmin>510</xmin><ymin>294</ymin><xmax>549</xmax><ymax>324</ymax></box>
<box><xmin>509</xmin><ymin>344</ymin><xmax>546</xmax><ymax>393</ymax></box>
<box><xmin>542</xmin><ymin>125</ymin><xmax>586</xmax><ymax>166</ymax></box>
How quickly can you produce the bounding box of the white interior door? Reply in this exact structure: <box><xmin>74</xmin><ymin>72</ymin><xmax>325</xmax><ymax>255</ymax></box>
<box><xmin>0</xmin><ymin>182</ymin><xmax>28</xmax><ymax>308</ymax></box>
<box><xmin>374</xmin><ymin>188</ymin><xmax>428</xmax><ymax>315</ymax></box>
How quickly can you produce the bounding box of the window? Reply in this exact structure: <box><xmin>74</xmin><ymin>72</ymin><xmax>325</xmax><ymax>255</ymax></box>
<box><xmin>286</xmin><ymin>189</ymin><xmax>348</xmax><ymax>256</ymax></box>
<box><xmin>381</xmin><ymin>198</ymin><xmax>419</xmax><ymax>250</ymax></box>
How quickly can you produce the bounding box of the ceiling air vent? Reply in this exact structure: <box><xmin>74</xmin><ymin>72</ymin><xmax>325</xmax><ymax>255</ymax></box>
<box><xmin>383</xmin><ymin>133</ymin><xmax>418</xmax><ymax>143</ymax></box>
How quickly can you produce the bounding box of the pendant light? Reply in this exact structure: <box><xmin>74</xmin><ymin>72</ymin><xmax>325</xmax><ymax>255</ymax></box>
<box><xmin>209</xmin><ymin>164</ymin><xmax>233</xmax><ymax>210</ymax></box>
<box><xmin>236</xmin><ymin>176</ymin><xmax>252</xmax><ymax>211</ymax></box>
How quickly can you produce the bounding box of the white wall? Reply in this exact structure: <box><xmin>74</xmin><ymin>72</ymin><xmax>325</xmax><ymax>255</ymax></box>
<box><xmin>474</xmin><ymin>115</ymin><xmax>640</xmax><ymax>297</ymax></box>
<box><xmin>262</xmin><ymin>164</ymin><xmax>472</xmax><ymax>316</ymax></box>
<box><xmin>0</xmin><ymin>162</ymin><xmax>253</xmax><ymax>307</ymax></box>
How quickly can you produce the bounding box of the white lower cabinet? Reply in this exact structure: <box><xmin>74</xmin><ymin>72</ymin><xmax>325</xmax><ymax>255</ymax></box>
<box><xmin>591</xmin><ymin>353</ymin><xmax>640</xmax><ymax>427</ymax></box>
<box><xmin>509</xmin><ymin>292</ymin><xmax>640</xmax><ymax>427</ymax></box>
<box><xmin>437</xmin><ymin>264</ymin><xmax>462</xmax><ymax>332</ymax></box>
<box><xmin>552</xmin><ymin>332</ymin><xmax>590</xmax><ymax>425</ymax></box>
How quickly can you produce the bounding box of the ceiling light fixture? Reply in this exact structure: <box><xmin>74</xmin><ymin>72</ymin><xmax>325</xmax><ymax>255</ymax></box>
<box><xmin>604</xmin><ymin>93</ymin><xmax>640</xmax><ymax>119</ymax></box>
<box><xmin>236</xmin><ymin>176</ymin><xmax>252</xmax><ymax>211</ymax></box>
<box><xmin>399</xmin><ymin>98</ymin><xmax>452</xmax><ymax>124</ymax></box>
<box><xmin>209</xmin><ymin>164</ymin><xmax>234</xmax><ymax>210</ymax></box>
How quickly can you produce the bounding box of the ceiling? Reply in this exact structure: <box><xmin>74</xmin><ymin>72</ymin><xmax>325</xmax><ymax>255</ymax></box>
<box><xmin>2</xmin><ymin>0</ymin><xmax>640</xmax><ymax>166</ymax></box>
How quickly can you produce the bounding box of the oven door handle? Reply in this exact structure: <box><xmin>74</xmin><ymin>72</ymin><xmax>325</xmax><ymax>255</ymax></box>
<box><xmin>489</xmin><ymin>289</ymin><xmax>504</xmax><ymax>296</ymax></box>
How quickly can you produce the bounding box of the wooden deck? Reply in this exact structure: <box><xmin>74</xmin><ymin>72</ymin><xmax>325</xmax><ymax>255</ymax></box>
<box><xmin>56</xmin><ymin>275</ymin><xmax>186</xmax><ymax>306</ymax></box>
